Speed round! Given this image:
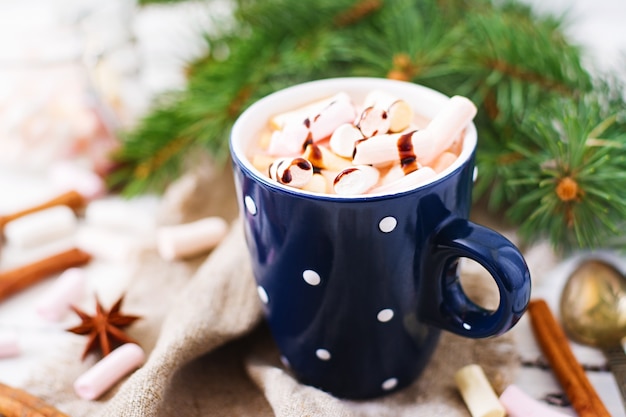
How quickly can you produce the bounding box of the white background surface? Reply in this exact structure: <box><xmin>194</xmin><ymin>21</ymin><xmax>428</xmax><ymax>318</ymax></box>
<box><xmin>0</xmin><ymin>0</ymin><xmax>625</xmax><ymax>415</ymax></box>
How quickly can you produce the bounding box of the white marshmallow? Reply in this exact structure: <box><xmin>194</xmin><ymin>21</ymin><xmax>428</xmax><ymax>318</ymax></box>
<box><xmin>75</xmin><ymin>226</ymin><xmax>154</xmax><ymax>262</ymax></box>
<box><xmin>329</xmin><ymin>123</ymin><xmax>363</xmax><ymax>158</ymax></box>
<box><xmin>333</xmin><ymin>165</ymin><xmax>380</xmax><ymax>195</ymax></box>
<box><xmin>363</xmin><ymin>90</ymin><xmax>413</xmax><ymax>133</ymax></box>
<box><xmin>356</xmin><ymin>106</ymin><xmax>391</xmax><ymax>137</ymax></box>
<box><xmin>420</xmin><ymin>95</ymin><xmax>476</xmax><ymax>165</ymax></box>
<box><xmin>4</xmin><ymin>205</ymin><xmax>77</xmax><ymax>248</ymax></box>
<box><xmin>369</xmin><ymin>167</ymin><xmax>437</xmax><ymax>194</ymax></box>
<box><xmin>269</xmin><ymin>157</ymin><xmax>314</xmax><ymax>188</ymax></box>
<box><xmin>74</xmin><ymin>343</ymin><xmax>145</xmax><ymax>400</ymax></box>
<box><xmin>84</xmin><ymin>198</ymin><xmax>157</xmax><ymax>235</ymax></box>
<box><xmin>455</xmin><ymin>364</ymin><xmax>506</xmax><ymax>417</ymax></box>
<box><xmin>36</xmin><ymin>268</ymin><xmax>86</xmax><ymax>322</ymax></box>
<box><xmin>157</xmin><ymin>217</ymin><xmax>229</xmax><ymax>261</ymax></box>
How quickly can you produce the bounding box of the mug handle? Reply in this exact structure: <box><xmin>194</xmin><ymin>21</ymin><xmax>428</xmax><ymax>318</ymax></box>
<box><xmin>420</xmin><ymin>217</ymin><xmax>531</xmax><ymax>338</ymax></box>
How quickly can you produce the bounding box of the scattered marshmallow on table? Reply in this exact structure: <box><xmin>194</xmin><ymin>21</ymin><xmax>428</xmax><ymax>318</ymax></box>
<box><xmin>0</xmin><ymin>331</ymin><xmax>20</xmax><ymax>358</ymax></box>
<box><xmin>74</xmin><ymin>343</ymin><xmax>145</xmax><ymax>400</ymax></box>
<box><xmin>156</xmin><ymin>216</ymin><xmax>229</xmax><ymax>261</ymax></box>
<box><xmin>49</xmin><ymin>161</ymin><xmax>106</xmax><ymax>201</ymax></box>
<box><xmin>35</xmin><ymin>267</ymin><xmax>86</xmax><ymax>322</ymax></box>
<box><xmin>3</xmin><ymin>205</ymin><xmax>77</xmax><ymax>248</ymax></box>
<box><xmin>454</xmin><ymin>364</ymin><xmax>506</xmax><ymax>417</ymax></box>
<box><xmin>75</xmin><ymin>226</ymin><xmax>154</xmax><ymax>262</ymax></box>
<box><xmin>84</xmin><ymin>198</ymin><xmax>157</xmax><ymax>235</ymax></box>
<box><xmin>499</xmin><ymin>384</ymin><xmax>570</xmax><ymax>417</ymax></box>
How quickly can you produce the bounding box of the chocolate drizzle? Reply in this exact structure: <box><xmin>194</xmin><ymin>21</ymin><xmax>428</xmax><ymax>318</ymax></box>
<box><xmin>397</xmin><ymin>131</ymin><xmax>418</xmax><ymax>174</ymax></box>
<box><xmin>272</xmin><ymin>157</ymin><xmax>312</xmax><ymax>185</ymax></box>
<box><xmin>304</xmin><ymin>144</ymin><xmax>324</xmax><ymax>169</ymax></box>
<box><xmin>333</xmin><ymin>167</ymin><xmax>359</xmax><ymax>186</ymax></box>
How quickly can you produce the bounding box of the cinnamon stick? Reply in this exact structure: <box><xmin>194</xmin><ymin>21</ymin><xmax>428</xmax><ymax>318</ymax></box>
<box><xmin>527</xmin><ymin>298</ymin><xmax>610</xmax><ymax>417</ymax></box>
<box><xmin>0</xmin><ymin>382</ymin><xmax>70</xmax><ymax>417</ymax></box>
<box><xmin>0</xmin><ymin>248</ymin><xmax>91</xmax><ymax>303</ymax></box>
<box><xmin>0</xmin><ymin>190</ymin><xmax>86</xmax><ymax>231</ymax></box>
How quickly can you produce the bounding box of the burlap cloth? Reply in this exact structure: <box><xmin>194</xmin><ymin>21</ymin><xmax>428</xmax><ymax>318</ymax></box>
<box><xmin>24</xmin><ymin>162</ymin><xmax>554</xmax><ymax>417</ymax></box>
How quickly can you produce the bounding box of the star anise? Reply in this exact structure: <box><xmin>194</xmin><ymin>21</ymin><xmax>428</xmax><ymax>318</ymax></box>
<box><xmin>67</xmin><ymin>295</ymin><xmax>141</xmax><ymax>360</ymax></box>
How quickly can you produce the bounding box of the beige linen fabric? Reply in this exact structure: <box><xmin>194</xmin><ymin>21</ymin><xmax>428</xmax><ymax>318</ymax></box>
<box><xmin>23</xmin><ymin>165</ymin><xmax>530</xmax><ymax>416</ymax></box>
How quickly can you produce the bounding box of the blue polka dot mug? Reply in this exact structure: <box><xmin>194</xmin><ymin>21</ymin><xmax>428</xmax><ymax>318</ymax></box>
<box><xmin>230</xmin><ymin>77</ymin><xmax>531</xmax><ymax>399</ymax></box>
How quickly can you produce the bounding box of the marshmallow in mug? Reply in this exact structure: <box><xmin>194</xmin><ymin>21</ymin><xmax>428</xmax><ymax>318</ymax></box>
<box><xmin>249</xmin><ymin>89</ymin><xmax>477</xmax><ymax>196</ymax></box>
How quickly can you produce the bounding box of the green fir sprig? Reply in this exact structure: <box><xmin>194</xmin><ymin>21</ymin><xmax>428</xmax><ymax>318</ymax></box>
<box><xmin>110</xmin><ymin>0</ymin><xmax>626</xmax><ymax>252</ymax></box>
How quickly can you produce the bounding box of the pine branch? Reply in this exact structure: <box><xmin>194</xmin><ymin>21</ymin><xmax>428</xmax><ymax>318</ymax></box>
<box><xmin>505</xmin><ymin>86</ymin><xmax>626</xmax><ymax>251</ymax></box>
<box><xmin>110</xmin><ymin>0</ymin><xmax>626</xmax><ymax>253</ymax></box>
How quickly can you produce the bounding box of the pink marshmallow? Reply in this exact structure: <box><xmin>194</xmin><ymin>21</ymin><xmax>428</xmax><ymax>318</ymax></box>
<box><xmin>499</xmin><ymin>384</ymin><xmax>570</xmax><ymax>417</ymax></box>
<box><xmin>0</xmin><ymin>331</ymin><xmax>20</xmax><ymax>358</ymax></box>
<box><xmin>49</xmin><ymin>161</ymin><xmax>106</xmax><ymax>201</ymax></box>
<box><xmin>36</xmin><ymin>268</ymin><xmax>86</xmax><ymax>322</ymax></box>
<box><xmin>268</xmin><ymin>94</ymin><xmax>356</xmax><ymax>156</ymax></box>
<box><xmin>74</xmin><ymin>343</ymin><xmax>145</xmax><ymax>400</ymax></box>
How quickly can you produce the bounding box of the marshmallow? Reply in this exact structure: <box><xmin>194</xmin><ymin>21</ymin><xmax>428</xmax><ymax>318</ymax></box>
<box><xmin>333</xmin><ymin>165</ymin><xmax>380</xmax><ymax>195</ymax></box>
<box><xmin>74</xmin><ymin>343</ymin><xmax>145</xmax><ymax>400</ymax></box>
<box><xmin>0</xmin><ymin>331</ymin><xmax>20</xmax><ymax>358</ymax></box>
<box><xmin>157</xmin><ymin>217</ymin><xmax>229</xmax><ymax>261</ymax></box>
<box><xmin>369</xmin><ymin>167</ymin><xmax>437</xmax><ymax>194</ymax></box>
<box><xmin>268</xmin><ymin>121</ymin><xmax>309</xmax><ymax>156</ymax></box>
<box><xmin>251</xmin><ymin>154</ymin><xmax>276</xmax><ymax>174</ymax></box>
<box><xmin>269</xmin><ymin>157</ymin><xmax>313</xmax><ymax>188</ymax></box>
<box><xmin>353</xmin><ymin>95</ymin><xmax>475</xmax><ymax>167</ymax></box>
<box><xmin>4</xmin><ymin>205</ymin><xmax>77</xmax><ymax>248</ymax></box>
<box><xmin>455</xmin><ymin>364</ymin><xmax>506</xmax><ymax>417</ymax></box>
<box><xmin>363</xmin><ymin>90</ymin><xmax>413</xmax><ymax>132</ymax></box>
<box><xmin>84</xmin><ymin>198</ymin><xmax>157</xmax><ymax>235</ymax></box>
<box><xmin>356</xmin><ymin>106</ymin><xmax>391</xmax><ymax>137</ymax></box>
<box><xmin>329</xmin><ymin>123</ymin><xmax>364</xmax><ymax>158</ymax></box>
<box><xmin>302</xmin><ymin>143</ymin><xmax>352</xmax><ymax>171</ymax></box>
<box><xmin>431</xmin><ymin>151</ymin><xmax>458</xmax><ymax>174</ymax></box>
<box><xmin>499</xmin><ymin>384</ymin><xmax>570</xmax><ymax>417</ymax></box>
<box><xmin>36</xmin><ymin>268</ymin><xmax>86</xmax><ymax>322</ymax></box>
<box><xmin>0</xmin><ymin>190</ymin><xmax>86</xmax><ymax>231</ymax></box>
<box><xmin>49</xmin><ymin>161</ymin><xmax>106</xmax><ymax>200</ymax></box>
<box><xmin>302</xmin><ymin>173</ymin><xmax>329</xmax><ymax>194</ymax></box>
<box><xmin>352</xmin><ymin>130</ymin><xmax>418</xmax><ymax>166</ymax></box>
<box><xmin>418</xmin><ymin>95</ymin><xmax>476</xmax><ymax>165</ymax></box>
<box><xmin>268</xmin><ymin>93</ymin><xmax>356</xmax><ymax>156</ymax></box>
<box><xmin>269</xmin><ymin>93</ymin><xmax>350</xmax><ymax>130</ymax></box>
<box><xmin>75</xmin><ymin>226</ymin><xmax>154</xmax><ymax>262</ymax></box>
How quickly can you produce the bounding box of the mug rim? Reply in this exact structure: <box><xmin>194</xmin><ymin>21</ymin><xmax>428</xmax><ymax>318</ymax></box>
<box><xmin>230</xmin><ymin>77</ymin><xmax>477</xmax><ymax>201</ymax></box>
